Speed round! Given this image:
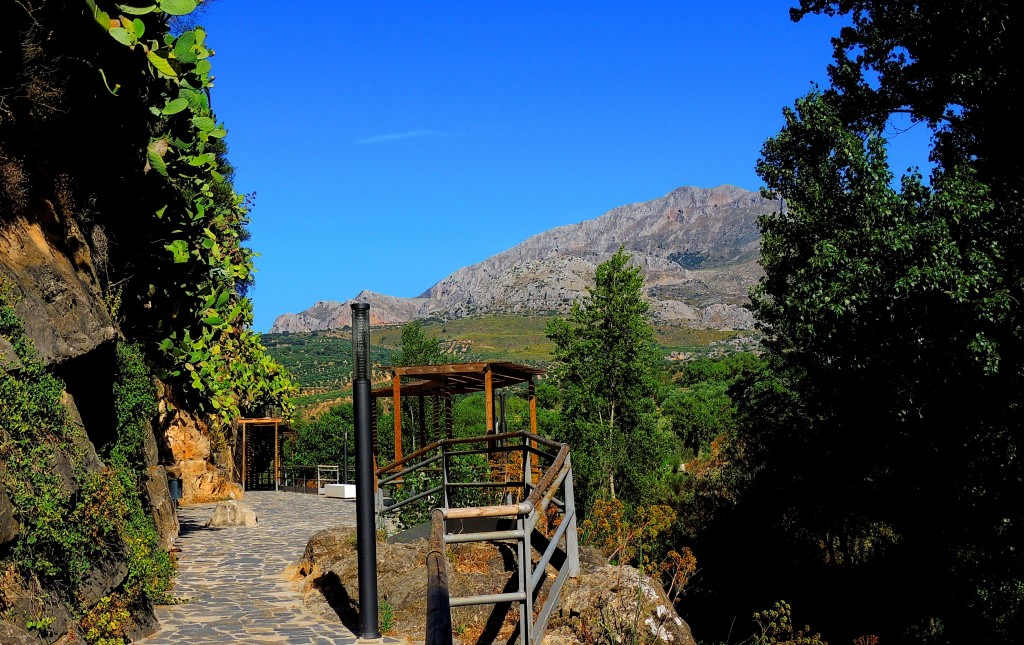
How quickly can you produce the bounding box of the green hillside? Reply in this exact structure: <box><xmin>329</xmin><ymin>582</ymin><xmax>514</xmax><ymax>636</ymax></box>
<box><xmin>263</xmin><ymin>314</ymin><xmax>756</xmax><ymax>413</ymax></box>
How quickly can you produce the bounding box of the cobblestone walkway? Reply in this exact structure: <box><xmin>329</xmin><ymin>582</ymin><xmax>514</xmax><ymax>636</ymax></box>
<box><xmin>140</xmin><ymin>491</ymin><xmax>398</xmax><ymax>644</ymax></box>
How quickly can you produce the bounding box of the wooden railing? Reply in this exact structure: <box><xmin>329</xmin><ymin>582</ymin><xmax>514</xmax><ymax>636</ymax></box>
<box><xmin>376</xmin><ymin>431</ymin><xmax>579</xmax><ymax>645</ymax></box>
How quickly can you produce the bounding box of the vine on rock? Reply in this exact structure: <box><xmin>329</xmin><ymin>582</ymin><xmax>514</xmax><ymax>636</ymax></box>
<box><xmin>85</xmin><ymin>0</ymin><xmax>295</xmax><ymax>428</ymax></box>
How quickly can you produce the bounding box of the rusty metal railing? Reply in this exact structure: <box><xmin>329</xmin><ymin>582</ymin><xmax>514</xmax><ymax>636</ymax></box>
<box><xmin>376</xmin><ymin>431</ymin><xmax>579</xmax><ymax>645</ymax></box>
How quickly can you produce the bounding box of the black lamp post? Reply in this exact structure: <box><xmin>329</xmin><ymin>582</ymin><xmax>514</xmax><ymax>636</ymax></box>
<box><xmin>351</xmin><ymin>303</ymin><xmax>381</xmax><ymax>640</ymax></box>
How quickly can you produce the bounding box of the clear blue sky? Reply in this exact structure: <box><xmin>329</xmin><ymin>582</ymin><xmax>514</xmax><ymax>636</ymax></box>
<box><xmin>195</xmin><ymin>1</ymin><xmax>932</xmax><ymax>331</ymax></box>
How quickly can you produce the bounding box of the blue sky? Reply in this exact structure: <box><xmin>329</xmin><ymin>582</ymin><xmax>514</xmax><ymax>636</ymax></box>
<box><xmin>195</xmin><ymin>1</ymin><xmax>932</xmax><ymax>331</ymax></box>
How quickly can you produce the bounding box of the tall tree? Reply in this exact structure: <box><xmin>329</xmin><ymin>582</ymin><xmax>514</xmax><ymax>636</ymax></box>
<box><xmin>698</xmin><ymin>2</ymin><xmax>1024</xmax><ymax>641</ymax></box>
<box><xmin>546</xmin><ymin>248</ymin><xmax>673</xmax><ymax>512</ymax></box>
<box><xmin>395</xmin><ymin>320</ymin><xmax>444</xmax><ymax>367</ymax></box>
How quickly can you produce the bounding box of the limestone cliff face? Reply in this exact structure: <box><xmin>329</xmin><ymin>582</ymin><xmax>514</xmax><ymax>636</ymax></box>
<box><xmin>272</xmin><ymin>185</ymin><xmax>771</xmax><ymax>332</ymax></box>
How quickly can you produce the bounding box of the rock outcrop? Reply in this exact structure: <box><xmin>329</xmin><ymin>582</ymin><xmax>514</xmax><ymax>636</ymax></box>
<box><xmin>272</xmin><ymin>185</ymin><xmax>770</xmax><ymax>333</ymax></box>
<box><xmin>0</xmin><ymin>213</ymin><xmax>116</xmax><ymax>366</ymax></box>
<box><xmin>288</xmin><ymin>526</ymin><xmax>694</xmax><ymax>644</ymax></box>
<box><xmin>160</xmin><ymin>392</ymin><xmax>242</xmax><ymax>505</ymax></box>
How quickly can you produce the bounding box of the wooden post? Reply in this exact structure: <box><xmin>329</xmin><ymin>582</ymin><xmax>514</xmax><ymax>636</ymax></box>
<box><xmin>484</xmin><ymin>367</ymin><xmax>494</xmax><ymax>433</ymax></box>
<box><xmin>371</xmin><ymin>400</ymin><xmax>378</xmax><ymax>461</ymax></box>
<box><xmin>529</xmin><ymin>377</ymin><xmax>537</xmax><ymax>435</ymax></box>
<box><xmin>444</xmin><ymin>386</ymin><xmax>453</xmax><ymax>439</ymax></box>
<box><xmin>484</xmin><ymin>367</ymin><xmax>497</xmax><ymax>479</ymax></box>
<box><xmin>392</xmin><ymin>372</ymin><xmax>402</xmax><ymax>463</ymax></box>
<box><xmin>432</xmin><ymin>393</ymin><xmax>441</xmax><ymax>443</ymax></box>
<box><xmin>529</xmin><ymin>377</ymin><xmax>538</xmax><ymax>484</ymax></box>
<box><xmin>242</xmin><ymin>422</ymin><xmax>247</xmax><ymax>491</ymax></box>
<box><xmin>372</xmin><ymin>400</ymin><xmax>379</xmax><ymax>493</ymax></box>
<box><xmin>417</xmin><ymin>394</ymin><xmax>427</xmax><ymax>451</ymax></box>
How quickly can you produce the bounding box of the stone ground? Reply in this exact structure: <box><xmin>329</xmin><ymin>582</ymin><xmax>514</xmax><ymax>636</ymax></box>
<box><xmin>140</xmin><ymin>491</ymin><xmax>406</xmax><ymax>645</ymax></box>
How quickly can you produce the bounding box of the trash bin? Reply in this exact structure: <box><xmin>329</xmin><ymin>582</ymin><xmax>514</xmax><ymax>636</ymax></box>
<box><xmin>167</xmin><ymin>476</ymin><xmax>183</xmax><ymax>507</ymax></box>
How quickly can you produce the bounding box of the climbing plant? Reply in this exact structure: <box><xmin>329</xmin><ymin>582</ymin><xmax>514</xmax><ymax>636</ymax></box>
<box><xmin>84</xmin><ymin>0</ymin><xmax>295</xmax><ymax>428</ymax></box>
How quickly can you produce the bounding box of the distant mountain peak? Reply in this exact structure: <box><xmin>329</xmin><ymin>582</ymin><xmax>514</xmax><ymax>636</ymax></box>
<box><xmin>269</xmin><ymin>185</ymin><xmax>773</xmax><ymax>333</ymax></box>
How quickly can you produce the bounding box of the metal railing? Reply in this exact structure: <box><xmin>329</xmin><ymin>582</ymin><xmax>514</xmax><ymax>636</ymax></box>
<box><xmin>376</xmin><ymin>431</ymin><xmax>579</xmax><ymax>645</ymax></box>
<box><xmin>279</xmin><ymin>463</ymin><xmax>350</xmax><ymax>494</ymax></box>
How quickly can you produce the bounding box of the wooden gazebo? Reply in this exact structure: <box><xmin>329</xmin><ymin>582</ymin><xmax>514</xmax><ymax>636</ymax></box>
<box><xmin>371</xmin><ymin>361</ymin><xmax>546</xmax><ymax>466</ymax></box>
<box><xmin>235</xmin><ymin>417</ymin><xmax>283</xmax><ymax>491</ymax></box>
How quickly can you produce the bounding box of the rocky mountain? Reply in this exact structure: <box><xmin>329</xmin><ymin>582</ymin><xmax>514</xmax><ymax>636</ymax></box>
<box><xmin>270</xmin><ymin>291</ymin><xmax>433</xmax><ymax>333</ymax></box>
<box><xmin>271</xmin><ymin>185</ymin><xmax>775</xmax><ymax>333</ymax></box>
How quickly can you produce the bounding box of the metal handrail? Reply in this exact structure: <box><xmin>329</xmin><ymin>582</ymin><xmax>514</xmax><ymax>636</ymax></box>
<box><xmin>280</xmin><ymin>464</ymin><xmax>345</xmax><ymax>493</ymax></box>
<box><xmin>377</xmin><ymin>431</ymin><xmax>578</xmax><ymax>645</ymax></box>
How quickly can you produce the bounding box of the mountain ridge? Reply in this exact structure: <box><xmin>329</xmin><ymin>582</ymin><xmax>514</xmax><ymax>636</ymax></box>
<box><xmin>271</xmin><ymin>185</ymin><xmax>774</xmax><ymax>333</ymax></box>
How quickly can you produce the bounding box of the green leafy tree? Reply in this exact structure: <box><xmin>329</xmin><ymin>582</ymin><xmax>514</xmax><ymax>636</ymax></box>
<box><xmin>395</xmin><ymin>320</ymin><xmax>444</xmax><ymax>367</ymax></box>
<box><xmin>685</xmin><ymin>2</ymin><xmax>1024</xmax><ymax>641</ymax></box>
<box><xmin>284</xmin><ymin>403</ymin><xmax>353</xmax><ymax>466</ymax></box>
<box><xmin>546</xmin><ymin>248</ymin><xmax>675</xmax><ymax>512</ymax></box>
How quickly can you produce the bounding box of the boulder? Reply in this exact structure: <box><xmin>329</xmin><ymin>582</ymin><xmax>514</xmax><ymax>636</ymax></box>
<box><xmin>0</xmin><ymin>622</ymin><xmax>37</xmax><ymax>645</ymax></box>
<box><xmin>549</xmin><ymin>563</ymin><xmax>696</xmax><ymax>645</ymax></box>
<box><xmin>78</xmin><ymin>555</ymin><xmax>129</xmax><ymax>608</ymax></box>
<box><xmin>2</xmin><ymin>574</ymin><xmax>85</xmax><ymax>644</ymax></box>
<box><xmin>0</xmin><ymin>336</ymin><xmax>23</xmax><ymax>372</ymax></box>
<box><xmin>123</xmin><ymin>596</ymin><xmax>160</xmax><ymax>642</ymax></box>
<box><xmin>163</xmin><ymin>407</ymin><xmax>212</xmax><ymax>462</ymax></box>
<box><xmin>174</xmin><ymin>459</ymin><xmax>242</xmax><ymax>505</ymax></box>
<box><xmin>205</xmin><ymin>500</ymin><xmax>257</xmax><ymax>527</ymax></box>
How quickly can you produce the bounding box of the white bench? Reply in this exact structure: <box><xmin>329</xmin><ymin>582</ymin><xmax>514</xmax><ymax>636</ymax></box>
<box><xmin>323</xmin><ymin>483</ymin><xmax>356</xmax><ymax>499</ymax></box>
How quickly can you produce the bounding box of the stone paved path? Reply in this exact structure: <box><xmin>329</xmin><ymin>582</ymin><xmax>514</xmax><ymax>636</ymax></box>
<box><xmin>140</xmin><ymin>491</ymin><xmax>401</xmax><ymax>644</ymax></box>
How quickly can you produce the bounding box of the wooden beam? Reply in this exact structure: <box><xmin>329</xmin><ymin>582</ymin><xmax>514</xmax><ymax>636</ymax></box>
<box><xmin>394</xmin><ymin>362</ymin><xmax>489</xmax><ymax>376</ymax></box>
<box><xmin>393</xmin><ymin>372</ymin><xmax>403</xmax><ymax>463</ymax></box>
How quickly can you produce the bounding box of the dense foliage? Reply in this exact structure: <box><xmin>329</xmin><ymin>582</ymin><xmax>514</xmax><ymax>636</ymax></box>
<box><xmin>1</xmin><ymin>2</ymin><xmax>291</xmax><ymax>639</ymax></box>
<box><xmin>283</xmin><ymin>402</ymin><xmax>354</xmax><ymax>467</ymax></box>
<box><xmin>672</xmin><ymin>2</ymin><xmax>1024</xmax><ymax>643</ymax></box>
<box><xmin>546</xmin><ymin>248</ymin><xmax>677</xmax><ymax>511</ymax></box>
<box><xmin>1</xmin><ymin>297</ymin><xmax>173</xmax><ymax>643</ymax></box>
<box><xmin>84</xmin><ymin>0</ymin><xmax>295</xmax><ymax>425</ymax></box>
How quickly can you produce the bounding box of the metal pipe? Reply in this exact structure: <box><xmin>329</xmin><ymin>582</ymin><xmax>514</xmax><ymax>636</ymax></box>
<box><xmin>445</xmin><ymin>480</ymin><xmax>526</xmax><ymax>489</ymax></box>
<box><xmin>378</xmin><ymin>452</ymin><xmax>444</xmax><ymax>486</ymax></box>
<box><xmin>530</xmin><ymin>506</ymin><xmax>575</xmax><ymax>591</ymax></box>
<box><xmin>381</xmin><ymin>485</ymin><xmax>444</xmax><ymax>513</ymax></box>
<box><xmin>443</xmin><ymin>445</ymin><xmax>522</xmax><ymax>458</ymax></box>
<box><xmin>449</xmin><ymin>592</ymin><xmax>527</xmax><ymax>608</ymax></box>
<box><xmin>443</xmin><ymin>529</ymin><xmax>525</xmax><ymax>544</ymax></box>
<box><xmin>352</xmin><ymin>303</ymin><xmax>381</xmax><ymax>640</ymax></box>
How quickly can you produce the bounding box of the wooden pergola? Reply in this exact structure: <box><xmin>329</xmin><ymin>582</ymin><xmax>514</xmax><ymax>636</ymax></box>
<box><xmin>235</xmin><ymin>417</ymin><xmax>283</xmax><ymax>491</ymax></box>
<box><xmin>371</xmin><ymin>361</ymin><xmax>546</xmax><ymax>465</ymax></box>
